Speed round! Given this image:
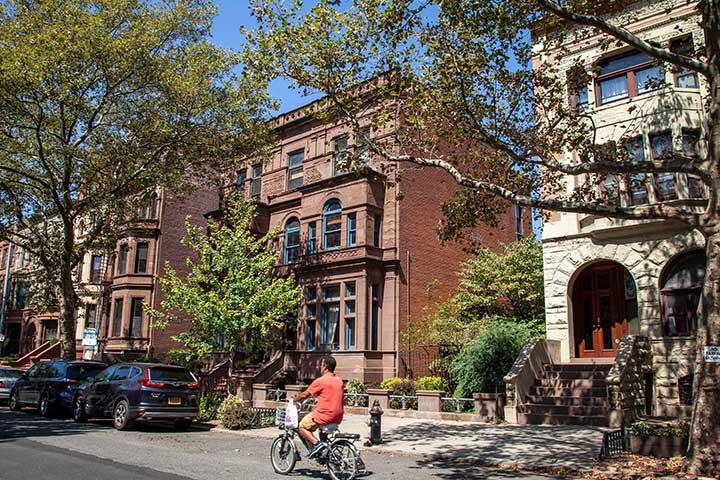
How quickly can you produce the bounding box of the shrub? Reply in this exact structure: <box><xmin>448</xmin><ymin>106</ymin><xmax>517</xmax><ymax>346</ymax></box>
<box><xmin>630</xmin><ymin>421</ymin><xmax>688</xmax><ymax>438</ymax></box>
<box><xmin>451</xmin><ymin>319</ymin><xmax>536</xmax><ymax>397</ymax></box>
<box><xmin>344</xmin><ymin>379</ymin><xmax>368</xmax><ymax>407</ymax></box>
<box><xmin>218</xmin><ymin>395</ymin><xmax>254</xmax><ymax>430</ymax></box>
<box><xmin>428</xmin><ymin>357</ymin><xmax>452</xmax><ymax>378</ymax></box>
<box><xmin>197</xmin><ymin>393</ymin><xmax>223</xmax><ymax>422</ymax></box>
<box><xmin>379</xmin><ymin>377</ymin><xmax>406</xmax><ymax>390</ymax></box>
<box><xmin>415</xmin><ymin>376</ymin><xmax>449</xmax><ymax>392</ymax></box>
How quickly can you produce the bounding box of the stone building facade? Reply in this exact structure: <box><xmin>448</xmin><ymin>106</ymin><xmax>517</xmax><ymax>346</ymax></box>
<box><xmin>230</xmin><ymin>101</ymin><xmax>524</xmax><ymax>383</ymax></box>
<box><xmin>536</xmin><ymin>0</ymin><xmax>708</xmax><ymax>416</ymax></box>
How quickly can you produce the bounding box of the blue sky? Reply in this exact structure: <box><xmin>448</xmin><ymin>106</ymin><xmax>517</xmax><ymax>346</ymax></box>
<box><xmin>211</xmin><ymin>1</ymin><xmax>319</xmax><ymax>113</ymax></box>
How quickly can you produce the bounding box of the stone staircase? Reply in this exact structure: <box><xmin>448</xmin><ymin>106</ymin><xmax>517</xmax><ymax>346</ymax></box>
<box><xmin>517</xmin><ymin>363</ymin><xmax>612</xmax><ymax>427</ymax></box>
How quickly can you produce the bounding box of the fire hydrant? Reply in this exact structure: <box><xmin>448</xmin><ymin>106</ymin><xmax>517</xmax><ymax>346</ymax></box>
<box><xmin>366</xmin><ymin>400</ymin><xmax>383</xmax><ymax>445</ymax></box>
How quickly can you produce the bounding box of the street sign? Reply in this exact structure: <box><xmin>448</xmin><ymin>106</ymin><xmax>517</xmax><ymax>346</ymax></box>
<box><xmin>81</xmin><ymin>328</ymin><xmax>98</xmax><ymax>346</ymax></box>
<box><xmin>704</xmin><ymin>346</ymin><xmax>720</xmax><ymax>363</ymax></box>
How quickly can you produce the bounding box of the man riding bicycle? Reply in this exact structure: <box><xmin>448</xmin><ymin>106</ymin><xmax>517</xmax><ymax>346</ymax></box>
<box><xmin>291</xmin><ymin>356</ymin><xmax>344</xmax><ymax>459</ymax></box>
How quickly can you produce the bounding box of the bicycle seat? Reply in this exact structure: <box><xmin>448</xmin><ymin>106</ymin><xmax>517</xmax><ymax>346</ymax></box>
<box><xmin>319</xmin><ymin>423</ymin><xmax>339</xmax><ymax>434</ymax></box>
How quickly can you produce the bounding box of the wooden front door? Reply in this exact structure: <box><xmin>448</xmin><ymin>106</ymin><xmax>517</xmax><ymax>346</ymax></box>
<box><xmin>572</xmin><ymin>262</ymin><xmax>632</xmax><ymax>358</ymax></box>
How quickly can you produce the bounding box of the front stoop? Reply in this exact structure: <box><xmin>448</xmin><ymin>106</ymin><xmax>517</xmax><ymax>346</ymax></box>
<box><xmin>517</xmin><ymin>363</ymin><xmax>612</xmax><ymax>427</ymax></box>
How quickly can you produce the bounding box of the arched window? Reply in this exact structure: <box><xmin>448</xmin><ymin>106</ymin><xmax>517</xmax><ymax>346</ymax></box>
<box><xmin>149</xmin><ymin>193</ymin><xmax>158</xmax><ymax>220</ymax></box>
<box><xmin>661</xmin><ymin>250</ymin><xmax>706</xmax><ymax>336</ymax></box>
<box><xmin>284</xmin><ymin>218</ymin><xmax>300</xmax><ymax>264</ymax></box>
<box><xmin>322</xmin><ymin>200</ymin><xmax>342</xmax><ymax>250</ymax></box>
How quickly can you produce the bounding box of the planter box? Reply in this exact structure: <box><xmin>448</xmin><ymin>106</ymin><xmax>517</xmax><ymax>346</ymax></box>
<box><xmin>629</xmin><ymin>433</ymin><xmax>687</xmax><ymax>458</ymax></box>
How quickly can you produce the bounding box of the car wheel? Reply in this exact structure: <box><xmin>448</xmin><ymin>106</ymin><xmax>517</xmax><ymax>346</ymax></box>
<box><xmin>9</xmin><ymin>390</ymin><xmax>21</xmax><ymax>411</ymax></box>
<box><xmin>39</xmin><ymin>394</ymin><xmax>51</xmax><ymax>417</ymax></box>
<box><xmin>173</xmin><ymin>419</ymin><xmax>193</xmax><ymax>431</ymax></box>
<box><xmin>72</xmin><ymin>396</ymin><xmax>87</xmax><ymax>423</ymax></box>
<box><xmin>113</xmin><ymin>400</ymin><xmax>133</xmax><ymax>431</ymax></box>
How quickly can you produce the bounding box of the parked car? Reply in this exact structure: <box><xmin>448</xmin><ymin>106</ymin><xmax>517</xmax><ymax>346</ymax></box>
<box><xmin>8</xmin><ymin>360</ymin><xmax>108</xmax><ymax>416</ymax></box>
<box><xmin>72</xmin><ymin>363</ymin><xmax>199</xmax><ymax>431</ymax></box>
<box><xmin>0</xmin><ymin>367</ymin><xmax>23</xmax><ymax>403</ymax></box>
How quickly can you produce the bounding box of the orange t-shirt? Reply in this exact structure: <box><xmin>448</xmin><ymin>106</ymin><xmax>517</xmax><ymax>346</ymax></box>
<box><xmin>308</xmin><ymin>372</ymin><xmax>344</xmax><ymax>425</ymax></box>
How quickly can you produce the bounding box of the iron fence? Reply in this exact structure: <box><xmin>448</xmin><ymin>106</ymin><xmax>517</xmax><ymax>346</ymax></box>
<box><xmin>398</xmin><ymin>344</ymin><xmax>460</xmax><ymax>386</ymax></box>
<box><xmin>344</xmin><ymin>392</ymin><xmax>369</xmax><ymax>407</ymax></box>
<box><xmin>389</xmin><ymin>394</ymin><xmax>418</xmax><ymax>410</ymax></box>
<box><xmin>598</xmin><ymin>428</ymin><xmax>628</xmax><ymax>460</ymax></box>
<box><xmin>440</xmin><ymin>396</ymin><xmax>475</xmax><ymax>414</ymax></box>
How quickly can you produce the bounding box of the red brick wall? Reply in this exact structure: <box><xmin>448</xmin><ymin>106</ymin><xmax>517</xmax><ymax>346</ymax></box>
<box><xmin>150</xmin><ymin>188</ymin><xmax>218</xmax><ymax>357</ymax></box>
<box><xmin>396</xmin><ymin>161</ymin><xmax>520</xmax><ymax>356</ymax></box>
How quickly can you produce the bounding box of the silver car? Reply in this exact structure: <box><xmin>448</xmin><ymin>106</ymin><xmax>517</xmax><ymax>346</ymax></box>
<box><xmin>0</xmin><ymin>367</ymin><xmax>23</xmax><ymax>401</ymax></box>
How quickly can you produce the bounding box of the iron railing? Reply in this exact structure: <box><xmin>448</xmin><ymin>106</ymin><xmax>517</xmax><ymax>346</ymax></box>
<box><xmin>598</xmin><ymin>428</ymin><xmax>628</xmax><ymax>460</ymax></box>
<box><xmin>440</xmin><ymin>396</ymin><xmax>475</xmax><ymax>413</ymax></box>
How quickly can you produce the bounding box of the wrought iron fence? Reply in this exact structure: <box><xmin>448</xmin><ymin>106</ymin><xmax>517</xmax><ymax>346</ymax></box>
<box><xmin>598</xmin><ymin>428</ymin><xmax>628</xmax><ymax>460</ymax></box>
<box><xmin>440</xmin><ymin>396</ymin><xmax>475</xmax><ymax>413</ymax></box>
<box><xmin>248</xmin><ymin>407</ymin><xmax>278</xmax><ymax>429</ymax></box>
<box><xmin>398</xmin><ymin>344</ymin><xmax>460</xmax><ymax>387</ymax></box>
<box><xmin>389</xmin><ymin>394</ymin><xmax>418</xmax><ymax>410</ymax></box>
<box><xmin>266</xmin><ymin>387</ymin><xmax>288</xmax><ymax>402</ymax></box>
<box><xmin>344</xmin><ymin>392</ymin><xmax>369</xmax><ymax>407</ymax></box>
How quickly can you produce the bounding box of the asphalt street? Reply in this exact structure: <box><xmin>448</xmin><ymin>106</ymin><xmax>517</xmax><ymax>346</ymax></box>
<box><xmin>0</xmin><ymin>407</ymin><xmax>567</xmax><ymax>480</ymax></box>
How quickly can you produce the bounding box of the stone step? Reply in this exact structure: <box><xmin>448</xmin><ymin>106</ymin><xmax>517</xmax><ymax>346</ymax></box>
<box><xmin>518</xmin><ymin>413</ymin><xmax>610</xmax><ymax>427</ymax></box>
<box><xmin>541</xmin><ymin>370</ymin><xmax>609</xmax><ymax>380</ymax></box>
<box><xmin>518</xmin><ymin>403</ymin><xmax>608</xmax><ymax>416</ymax></box>
<box><xmin>543</xmin><ymin>363</ymin><xmax>612</xmax><ymax>372</ymax></box>
<box><xmin>525</xmin><ymin>395</ymin><xmax>609</xmax><ymax>407</ymax></box>
<box><xmin>529</xmin><ymin>386</ymin><xmax>608</xmax><ymax>398</ymax></box>
<box><xmin>537</xmin><ymin>378</ymin><xmax>608</xmax><ymax>389</ymax></box>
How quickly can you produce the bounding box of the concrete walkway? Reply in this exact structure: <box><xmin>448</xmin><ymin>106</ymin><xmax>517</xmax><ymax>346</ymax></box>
<box><xmin>221</xmin><ymin>413</ymin><xmax>604</xmax><ymax>473</ymax></box>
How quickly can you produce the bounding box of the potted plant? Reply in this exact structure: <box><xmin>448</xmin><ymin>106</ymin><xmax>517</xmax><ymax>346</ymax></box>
<box><xmin>629</xmin><ymin>420</ymin><xmax>688</xmax><ymax>458</ymax></box>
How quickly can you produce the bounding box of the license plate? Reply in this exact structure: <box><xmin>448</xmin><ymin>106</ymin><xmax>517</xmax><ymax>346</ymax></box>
<box><xmin>168</xmin><ymin>397</ymin><xmax>181</xmax><ymax>405</ymax></box>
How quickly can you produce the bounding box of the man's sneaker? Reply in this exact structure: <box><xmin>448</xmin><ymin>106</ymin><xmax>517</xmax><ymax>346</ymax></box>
<box><xmin>306</xmin><ymin>442</ymin><xmax>327</xmax><ymax>459</ymax></box>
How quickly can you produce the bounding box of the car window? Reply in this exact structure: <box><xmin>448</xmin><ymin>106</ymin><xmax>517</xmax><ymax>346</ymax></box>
<box><xmin>93</xmin><ymin>366</ymin><xmax>116</xmax><ymax>383</ymax></box>
<box><xmin>26</xmin><ymin>364</ymin><xmax>40</xmax><ymax>378</ymax></box>
<box><xmin>0</xmin><ymin>368</ymin><xmax>22</xmax><ymax>378</ymax></box>
<box><xmin>67</xmin><ymin>364</ymin><xmax>106</xmax><ymax>381</ymax></box>
<box><xmin>111</xmin><ymin>366</ymin><xmax>132</xmax><ymax>381</ymax></box>
<box><xmin>49</xmin><ymin>362</ymin><xmax>64</xmax><ymax>378</ymax></box>
<box><xmin>149</xmin><ymin>367</ymin><xmax>195</xmax><ymax>383</ymax></box>
<box><xmin>32</xmin><ymin>363</ymin><xmax>50</xmax><ymax>378</ymax></box>
<box><xmin>130</xmin><ymin>367</ymin><xmax>143</xmax><ymax>379</ymax></box>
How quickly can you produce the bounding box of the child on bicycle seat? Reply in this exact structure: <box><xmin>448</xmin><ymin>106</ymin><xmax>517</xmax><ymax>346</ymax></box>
<box><xmin>291</xmin><ymin>356</ymin><xmax>344</xmax><ymax>458</ymax></box>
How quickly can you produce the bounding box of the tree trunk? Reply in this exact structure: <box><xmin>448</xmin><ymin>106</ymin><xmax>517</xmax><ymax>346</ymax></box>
<box><xmin>58</xmin><ymin>263</ymin><xmax>78</xmax><ymax>360</ymax></box>
<box><xmin>688</xmin><ymin>227</ymin><xmax>720</xmax><ymax>476</ymax></box>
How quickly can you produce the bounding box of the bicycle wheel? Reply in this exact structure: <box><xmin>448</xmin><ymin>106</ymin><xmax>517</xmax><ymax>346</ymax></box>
<box><xmin>270</xmin><ymin>436</ymin><xmax>297</xmax><ymax>475</ymax></box>
<box><xmin>326</xmin><ymin>440</ymin><xmax>358</xmax><ymax>480</ymax></box>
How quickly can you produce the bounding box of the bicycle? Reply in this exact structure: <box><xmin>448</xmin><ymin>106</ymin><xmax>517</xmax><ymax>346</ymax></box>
<box><xmin>270</xmin><ymin>402</ymin><xmax>366</xmax><ymax>480</ymax></box>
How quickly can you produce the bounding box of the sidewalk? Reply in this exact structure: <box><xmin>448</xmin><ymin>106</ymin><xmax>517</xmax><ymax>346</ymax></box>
<box><xmin>218</xmin><ymin>413</ymin><xmax>604</xmax><ymax>473</ymax></box>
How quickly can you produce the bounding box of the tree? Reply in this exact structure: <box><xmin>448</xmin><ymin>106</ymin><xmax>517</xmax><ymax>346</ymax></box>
<box><xmin>414</xmin><ymin>238</ymin><xmax>545</xmax><ymax>346</ymax></box>
<box><xmin>146</xmin><ymin>195</ymin><xmax>302</xmax><ymax>361</ymax></box>
<box><xmin>0</xmin><ymin>0</ymin><xmax>270</xmax><ymax>359</ymax></box>
<box><xmin>242</xmin><ymin>0</ymin><xmax>719</xmax><ymax>473</ymax></box>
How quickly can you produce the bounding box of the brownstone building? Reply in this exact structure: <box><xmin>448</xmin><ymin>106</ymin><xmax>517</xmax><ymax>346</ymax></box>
<box><xmin>229</xmin><ymin>100</ymin><xmax>524</xmax><ymax>383</ymax></box>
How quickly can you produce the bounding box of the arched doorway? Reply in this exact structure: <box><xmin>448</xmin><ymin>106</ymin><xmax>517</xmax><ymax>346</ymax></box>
<box><xmin>571</xmin><ymin>261</ymin><xmax>637</xmax><ymax>358</ymax></box>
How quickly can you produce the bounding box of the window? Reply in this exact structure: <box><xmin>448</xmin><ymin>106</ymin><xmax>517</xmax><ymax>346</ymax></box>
<box><xmin>117</xmin><ymin>244</ymin><xmax>128</xmax><ymax>275</ymax></box>
<box><xmin>596</xmin><ymin>51</ymin><xmax>664</xmax><ymax>105</ymax></box>
<box><xmin>514</xmin><ymin>205</ymin><xmax>523</xmax><ymax>239</ymax></box>
<box><xmin>306</xmin><ymin>286</ymin><xmax>317</xmax><ymax>302</ymax></box>
<box><xmin>112</xmin><ymin>366</ymin><xmax>132</xmax><ymax>381</ymax></box>
<box><xmin>90</xmin><ymin>255</ymin><xmax>103</xmax><ymax>283</ymax></box>
<box><xmin>323</xmin><ymin>200</ymin><xmax>342</xmax><ymax>250</ymax></box>
<box><xmin>236</xmin><ymin>169</ymin><xmax>247</xmax><ymax>193</ymax></box>
<box><xmin>306</xmin><ymin>304</ymin><xmax>317</xmax><ymax>351</ymax></box>
<box><xmin>287</xmin><ymin>150</ymin><xmax>304</xmax><ymax>190</ymax></box>
<box><xmin>308</xmin><ymin>221</ymin><xmax>317</xmax><ymax>254</ymax></box>
<box><xmin>370</xmin><ymin>284</ymin><xmax>380</xmax><ymax>350</ymax></box>
<box><xmin>129</xmin><ymin>298</ymin><xmax>143</xmax><ymax>338</ymax></box>
<box><xmin>344</xmin><ymin>282</ymin><xmax>356</xmax><ymax>350</ymax></box>
<box><xmin>355</xmin><ymin>127</ymin><xmax>371</xmax><ymax>165</ymax></box>
<box><xmin>333</xmin><ymin>136</ymin><xmax>348</xmax><ymax>176</ymax></box>
<box><xmin>250</xmin><ymin>163</ymin><xmax>262</xmax><ymax>199</ymax></box>
<box><xmin>678</xmin><ymin>374</ymin><xmax>693</xmax><ymax>406</ymax></box>
<box><xmin>683</xmin><ymin>130</ymin><xmax>704</xmax><ymax>198</ymax></box>
<box><xmin>625</xmin><ymin>137</ymin><xmax>649</xmax><ymax>205</ymax></box>
<box><xmin>650</xmin><ymin>132</ymin><xmax>678</xmax><ymax>201</ymax></box>
<box><xmin>112</xmin><ymin>298</ymin><xmax>123</xmax><ymax>337</ymax></box>
<box><xmin>139</xmin><ymin>193</ymin><xmax>158</xmax><ymax>220</ymax></box>
<box><xmin>135</xmin><ymin>242</ymin><xmax>148</xmax><ymax>273</ymax></box>
<box><xmin>671</xmin><ymin>38</ymin><xmax>699</xmax><ymax>89</ymax></box>
<box><xmin>85</xmin><ymin>303</ymin><xmax>98</xmax><ymax>329</ymax></box>
<box><xmin>321</xmin><ymin>286</ymin><xmax>341</xmax><ymax>350</ymax></box>
<box><xmin>602</xmin><ymin>175</ymin><xmax>620</xmax><ymax>205</ymax></box>
<box><xmin>373</xmin><ymin>215</ymin><xmax>382</xmax><ymax>247</ymax></box>
<box><xmin>14</xmin><ymin>283</ymin><xmax>26</xmax><ymax>309</ymax></box>
<box><xmin>284</xmin><ymin>217</ymin><xmax>300</xmax><ymax>264</ymax></box>
<box><xmin>347</xmin><ymin>213</ymin><xmax>357</xmax><ymax>246</ymax></box>
<box><xmin>661</xmin><ymin>250</ymin><xmax>706</xmax><ymax>336</ymax></box>
<box><xmin>574</xmin><ymin>85</ymin><xmax>589</xmax><ymax>112</ymax></box>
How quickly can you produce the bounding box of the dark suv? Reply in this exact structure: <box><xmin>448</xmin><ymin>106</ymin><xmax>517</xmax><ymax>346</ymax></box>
<box><xmin>9</xmin><ymin>360</ymin><xmax>108</xmax><ymax>416</ymax></box>
<box><xmin>72</xmin><ymin>363</ymin><xmax>199</xmax><ymax>430</ymax></box>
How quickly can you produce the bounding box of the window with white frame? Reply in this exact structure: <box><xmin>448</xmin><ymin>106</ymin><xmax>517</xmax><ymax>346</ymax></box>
<box><xmin>596</xmin><ymin>51</ymin><xmax>664</xmax><ymax>105</ymax></box>
<box><xmin>284</xmin><ymin>217</ymin><xmax>300</xmax><ymax>264</ymax></box>
<box><xmin>323</xmin><ymin>200</ymin><xmax>342</xmax><ymax>250</ymax></box>
<box><xmin>287</xmin><ymin>150</ymin><xmax>304</xmax><ymax>190</ymax></box>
